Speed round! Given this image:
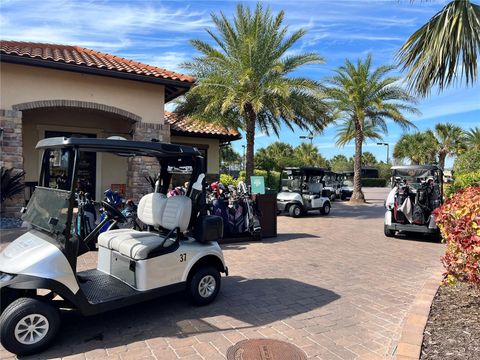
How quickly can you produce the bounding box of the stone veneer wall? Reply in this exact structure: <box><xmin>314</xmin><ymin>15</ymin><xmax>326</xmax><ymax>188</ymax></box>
<box><xmin>126</xmin><ymin>122</ymin><xmax>171</xmax><ymax>201</ymax></box>
<box><xmin>0</xmin><ymin>109</ymin><xmax>24</xmax><ymax>216</ymax></box>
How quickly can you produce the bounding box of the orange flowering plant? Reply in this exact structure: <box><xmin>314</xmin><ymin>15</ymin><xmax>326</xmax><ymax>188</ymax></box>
<box><xmin>434</xmin><ymin>187</ymin><xmax>480</xmax><ymax>284</ymax></box>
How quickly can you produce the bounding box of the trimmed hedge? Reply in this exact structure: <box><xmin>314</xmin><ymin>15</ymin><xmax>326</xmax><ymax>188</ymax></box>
<box><xmin>219</xmin><ymin>174</ymin><xmax>238</xmax><ymax>187</ymax></box>
<box><xmin>361</xmin><ymin>178</ymin><xmax>386</xmax><ymax>187</ymax></box>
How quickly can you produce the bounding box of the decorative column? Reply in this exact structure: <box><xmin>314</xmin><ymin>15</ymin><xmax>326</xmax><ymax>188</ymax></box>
<box><xmin>126</xmin><ymin>122</ymin><xmax>171</xmax><ymax>201</ymax></box>
<box><xmin>0</xmin><ymin>109</ymin><xmax>24</xmax><ymax>216</ymax></box>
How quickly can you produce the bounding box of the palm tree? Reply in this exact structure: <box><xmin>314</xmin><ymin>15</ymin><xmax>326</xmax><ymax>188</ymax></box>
<box><xmin>255</xmin><ymin>141</ymin><xmax>295</xmax><ymax>171</ymax></box>
<box><xmin>362</xmin><ymin>152</ymin><xmax>378</xmax><ymax>167</ymax></box>
<box><xmin>326</xmin><ymin>55</ymin><xmax>418</xmax><ymax>202</ymax></box>
<box><xmin>294</xmin><ymin>143</ymin><xmax>327</xmax><ymax>167</ymax></box>
<box><xmin>433</xmin><ymin>123</ymin><xmax>466</xmax><ymax>170</ymax></box>
<box><xmin>393</xmin><ymin>131</ymin><xmax>438</xmax><ymax>165</ymax></box>
<box><xmin>334</xmin><ymin>119</ymin><xmax>384</xmax><ymax>147</ymax></box>
<box><xmin>176</xmin><ymin>3</ymin><xmax>332</xmax><ymax>184</ymax></box>
<box><xmin>465</xmin><ymin>126</ymin><xmax>480</xmax><ymax>150</ymax></box>
<box><xmin>397</xmin><ymin>0</ymin><xmax>480</xmax><ymax>96</ymax></box>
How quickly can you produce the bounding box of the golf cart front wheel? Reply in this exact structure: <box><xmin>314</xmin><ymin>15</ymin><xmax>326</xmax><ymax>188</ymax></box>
<box><xmin>0</xmin><ymin>297</ymin><xmax>60</xmax><ymax>356</ymax></box>
<box><xmin>188</xmin><ymin>266</ymin><xmax>221</xmax><ymax>306</ymax></box>
<box><xmin>320</xmin><ymin>202</ymin><xmax>331</xmax><ymax>215</ymax></box>
<box><xmin>289</xmin><ymin>205</ymin><xmax>302</xmax><ymax>218</ymax></box>
<box><xmin>384</xmin><ymin>225</ymin><xmax>395</xmax><ymax>238</ymax></box>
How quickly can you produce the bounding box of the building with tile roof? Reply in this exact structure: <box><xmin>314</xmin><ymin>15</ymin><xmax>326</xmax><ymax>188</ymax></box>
<box><xmin>0</xmin><ymin>40</ymin><xmax>241</xmax><ymax>215</ymax></box>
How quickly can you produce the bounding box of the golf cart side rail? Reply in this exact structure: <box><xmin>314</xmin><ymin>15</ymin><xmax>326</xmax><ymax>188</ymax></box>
<box><xmin>36</xmin><ymin>137</ymin><xmax>202</xmax><ymax>157</ymax></box>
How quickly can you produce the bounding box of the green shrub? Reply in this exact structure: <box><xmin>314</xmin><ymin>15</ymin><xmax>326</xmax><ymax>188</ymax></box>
<box><xmin>446</xmin><ymin>170</ymin><xmax>480</xmax><ymax>197</ymax></box>
<box><xmin>238</xmin><ymin>170</ymin><xmax>280</xmax><ymax>190</ymax></box>
<box><xmin>361</xmin><ymin>178</ymin><xmax>386</xmax><ymax>187</ymax></box>
<box><xmin>454</xmin><ymin>148</ymin><xmax>480</xmax><ymax>176</ymax></box>
<box><xmin>219</xmin><ymin>174</ymin><xmax>238</xmax><ymax>187</ymax></box>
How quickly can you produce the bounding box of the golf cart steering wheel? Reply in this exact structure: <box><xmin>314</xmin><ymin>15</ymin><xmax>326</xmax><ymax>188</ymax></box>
<box><xmin>102</xmin><ymin>201</ymin><xmax>127</xmax><ymax>223</ymax></box>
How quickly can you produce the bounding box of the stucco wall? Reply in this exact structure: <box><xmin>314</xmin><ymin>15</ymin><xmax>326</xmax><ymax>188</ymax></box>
<box><xmin>1</xmin><ymin>63</ymin><xmax>165</xmax><ymax>124</ymax></box>
<box><xmin>171</xmin><ymin>135</ymin><xmax>220</xmax><ymax>174</ymax></box>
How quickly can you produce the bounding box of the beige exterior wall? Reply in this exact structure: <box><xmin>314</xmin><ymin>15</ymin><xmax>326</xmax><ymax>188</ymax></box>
<box><xmin>171</xmin><ymin>135</ymin><xmax>220</xmax><ymax>174</ymax></box>
<box><xmin>1</xmin><ymin>63</ymin><xmax>165</xmax><ymax>124</ymax></box>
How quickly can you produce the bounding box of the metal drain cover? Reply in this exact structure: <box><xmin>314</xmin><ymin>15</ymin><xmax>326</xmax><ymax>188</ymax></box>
<box><xmin>226</xmin><ymin>339</ymin><xmax>307</xmax><ymax>360</ymax></box>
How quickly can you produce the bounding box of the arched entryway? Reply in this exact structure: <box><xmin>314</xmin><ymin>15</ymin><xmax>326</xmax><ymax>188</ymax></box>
<box><xmin>14</xmin><ymin>100</ymin><xmax>141</xmax><ymax>200</ymax></box>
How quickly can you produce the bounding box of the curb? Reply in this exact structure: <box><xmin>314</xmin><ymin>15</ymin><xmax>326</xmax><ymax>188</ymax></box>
<box><xmin>394</xmin><ymin>270</ymin><xmax>444</xmax><ymax>360</ymax></box>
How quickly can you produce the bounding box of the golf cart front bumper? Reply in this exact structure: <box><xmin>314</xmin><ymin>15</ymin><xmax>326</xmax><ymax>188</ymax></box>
<box><xmin>385</xmin><ymin>222</ymin><xmax>438</xmax><ymax>234</ymax></box>
<box><xmin>277</xmin><ymin>200</ymin><xmax>288</xmax><ymax>212</ymax></box>
<box><xmin>341</xmin><ymin>189</ymin><xmax>353</xmax><ymax>197</ymax></box>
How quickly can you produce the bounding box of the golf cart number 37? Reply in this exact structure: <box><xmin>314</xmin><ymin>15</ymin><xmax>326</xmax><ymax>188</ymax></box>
<box><xmin>180</xmin><ymin>253</ymin><xmax>187</xmax><ymax>262</ymax></box>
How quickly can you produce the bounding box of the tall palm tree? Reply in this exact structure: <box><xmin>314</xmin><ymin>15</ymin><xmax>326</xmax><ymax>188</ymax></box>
<box><xmin>397</xmin><ymin>0</ymin><xmax>480</xmax><ymax>96</ymax></box>
<box><xmin>362</xmin><ymin>152</ymin><xmax>378</xmax><ymax>167</ymax></box>
<box><xmin>465</xmin><ymin>126</ymin><xmax>480</xmax><ymax>150</ymax></box>
<box><xmin>176</xmin><ymin>3</ymin><xmax>332</xmax><ymax>184</ymax></box>
<box><xmin>334</xmin><ymin>119</ymin><xmax>384</xmax><ymax>147</ymax></box>
<box><xmin>433</xmin><ymin>123</ymin><xmax>466</xmax><ymax>169</ymax></box>
<box><xmin>393</xmin><ymin>131</ymin><xmax>438</xmax><ymax>165</ymax></box>
<box><xmin>255</xmin><ymin>141</ymin><xmax>295</xmax><ymax>171</ymax></box>
<box><xmin>326</xmin><ymin>55</ymin><xmax>418</xmax><ymax>202</ymax></box>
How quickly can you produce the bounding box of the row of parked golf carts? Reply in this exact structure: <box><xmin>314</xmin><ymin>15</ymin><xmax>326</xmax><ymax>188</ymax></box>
<box><xmin>276</xmin><ymin>167</ymin><xmax>355</xmax><ymax>217</ymax></box>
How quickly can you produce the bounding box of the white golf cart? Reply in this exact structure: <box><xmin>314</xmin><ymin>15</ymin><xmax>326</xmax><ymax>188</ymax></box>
<box><xmin>323</xmin><ymin>171</ymin><xmax>342</xmax><ymax>201</ymax></box>
<box><xmin>0</xmin><ymin>137</ymin><xmax>228</xmax><ymax>356</ymax></box>
<box><xmin>384</xmin><ymin>165</ymin><xmax>443</xmax><ymax>239</ymax></box>
<box><xmin>277</xmin><ymin>167</ymin><xmax>331</xmax><ymax>217</ymax></box>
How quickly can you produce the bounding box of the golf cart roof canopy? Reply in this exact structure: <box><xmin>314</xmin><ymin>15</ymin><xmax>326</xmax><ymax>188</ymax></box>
<box><xmin>36</xmin><ymin>137</ymin><xmax>202</xmax><ymax>158</ymax></box>
<box><xmin>283</xmin><ymin>167</ymin><xmax>327</xmax><ymax>176</ymax></box>
<box><xmin>391</xmin><ymin>165</ymin><xmax>442</xmax><ymax>178</ymax></box>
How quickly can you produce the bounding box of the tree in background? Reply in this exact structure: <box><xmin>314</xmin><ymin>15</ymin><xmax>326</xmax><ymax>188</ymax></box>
<box><xmin>433</xmin><ymin>123</ymin><xmax>466</xmax><ymax>170</ymax></box>
<box><xmin>465</xmin><ymin>126</ymin><xmax>480</xmax><ymax>150</ymax></box>
<box><xmin>326</xmin><ymin>55</ymin><xmax>418</xmax><ymax>202</ymax></box>
<box><xmin>335</xmin><ymin>119</ymin><xmax>385</xmax><ymax>147</ymax></box>
<box><xmin>294</xmin><ymin>143</ymin><xmax>328</xmax><ymax>168</ymax></box>
<box><xmin>397</xmin><ymin>0</ymin><xmax>480</xmax><ymax>96</ymax></box>
<box><xmin>393</xmin><ymin>131</ymin><xmax>438</xmax><ymax>165</ymax></box>
<box><xmin>220</xmin><ymin>144</ymin><xmax>242</xmax><ymax>172</ymax></box>
<box><xmin>177</xmin><ymin>3</ymin><xmax>332</xmax><ymax>185</ymax></box>
<box><xmin>255</xmin><ymin>141</ymin><xmax>296</xmax><ymax>171</ymax></box>
<box><xmin>362</xmin><ymin>152</ymin><xmax>378</xmax><ymax>167</ymax></box>
<box><xmin>329</xmin><ymin>155</ymin><xmax>354</xmax><ymax>173</ymax></box>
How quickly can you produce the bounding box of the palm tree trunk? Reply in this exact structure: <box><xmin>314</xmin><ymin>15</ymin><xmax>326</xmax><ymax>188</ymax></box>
<box><xmin>244</xmin><ymin>103</ymin><xmax>256</xmax><ymax>186</ymax></box>
<box><xmin>351</xmin><ymin>122</ymin><xmax>365</xmax><ymax>203</ymax></box>
<box><xmin>438</xmin><ymin>152</ymin><xmax>446</xmax><ymax>170</ymax></box>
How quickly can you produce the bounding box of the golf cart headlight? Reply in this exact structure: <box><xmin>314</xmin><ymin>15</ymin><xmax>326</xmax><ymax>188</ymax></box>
<box><xmin>0</xmin><ymin>273</ymin><xmax>15</xmax><ymax>282</ymax></box>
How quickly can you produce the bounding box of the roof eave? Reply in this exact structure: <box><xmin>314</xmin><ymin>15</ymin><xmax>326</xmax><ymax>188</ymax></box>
<box><xmin>1</xmin><ymin>54</ymin><xmax>194</xmax><ymax>102</ymax></box>
<box><xmin>170</xmin><ymin>129</ymin><xmax>242</xmax><ymax>142</ymax></box>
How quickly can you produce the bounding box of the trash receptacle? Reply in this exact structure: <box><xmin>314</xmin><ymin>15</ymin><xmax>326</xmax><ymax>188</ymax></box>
<box><xmin>255</xmin><ymin>193</ymin><xmax>277</xmax><ymax>238</ymax></box>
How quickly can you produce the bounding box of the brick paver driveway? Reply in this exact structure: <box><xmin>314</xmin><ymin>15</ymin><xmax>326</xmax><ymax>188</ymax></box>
<box><xmin>1</xmin><ymin>188</ymin><xmax>444</xmax><ymax>360</ymax></box>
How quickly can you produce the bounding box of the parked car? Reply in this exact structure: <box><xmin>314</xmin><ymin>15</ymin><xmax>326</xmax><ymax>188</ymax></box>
<box><xmin>277</xmin><ymin>167</ymin><xmax>331</xmax><ymax>217</ymax></box>
<box><xmin>384</xmin><ymin>165</ymin><xmax>443</xmax><ymax>240</ymax></box>
<box><xmin>0</xmin><ymin>137</ymin><xmax>228</xmax><ymax>356</ymax></box>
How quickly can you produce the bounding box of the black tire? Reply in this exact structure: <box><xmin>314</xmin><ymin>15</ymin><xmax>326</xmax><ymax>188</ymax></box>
<box><xmin>289</xmin><ymin>205</ymin><xmax>302</xmax><ymax>218</ymax></box>
<box><xmin>0</xmin><ymin>297</ymin><xmax>60</xmax><ymax>356</ymax></box>
<box><xmin>340</xmin><ymin>193</ymin><xmax>346</xmax><ymax>201</ymax></box>
<box><xmin>320</xmin><ymin>202</ymin><xmax>331</xmax><ymax>215</ymax></box>
<box><xmin>188</xmin><ymin>266</ymin><xmax>221</xmax><ymax>306</ymax></box>
<box><xmin>384</xmin><ymin>225</ymin><xmax>395</xmax><ymax>238</ymax></box>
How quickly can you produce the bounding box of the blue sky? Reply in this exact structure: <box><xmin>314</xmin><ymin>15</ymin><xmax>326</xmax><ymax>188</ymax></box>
<box><xmin>1</xmin><ymin>0</ymin><xmax>479</xmax><ymax>167</ymax></box>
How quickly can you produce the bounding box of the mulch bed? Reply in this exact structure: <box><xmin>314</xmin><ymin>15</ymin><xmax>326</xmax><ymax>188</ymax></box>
<box><xmin>421</xmin><ymin>282</ymin><xmax>480</xmax><ymax>359</ymax></box>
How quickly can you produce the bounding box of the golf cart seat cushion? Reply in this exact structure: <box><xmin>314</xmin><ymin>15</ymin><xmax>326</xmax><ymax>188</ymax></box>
<box><xmin>98</xmin><ymin>230</ymin><xmax>174</xmax><ymax>260</ymax></box>
<box><xmin>161</xmin><ymin>195</ymin><xmax>192</xmax><ymax>232</ymax></box>
<box><xmin>137</xmin><ymin>193</ymin><xmax>167</xmax><ymax>226</ymax></box>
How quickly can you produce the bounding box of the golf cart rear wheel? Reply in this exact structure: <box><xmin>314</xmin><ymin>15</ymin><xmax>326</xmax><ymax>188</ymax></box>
<box><xmin>0</xmin><ymin>297</ymin><xmax>60</xmax><ymax>356</ymax></box>
<box><xmin>289</xmin><ymin>205</ymin><xmax>302</xmax><ymax>218</ymax></box>
<box><xmin>188</xmin><ymin>266</ymin><xmax>221</xmax><ymax>306</ymax></box>
<box><xmin>384</xmin><ymin>225</ymin><xmax>395</xmax><ymax>238</ymax></box>
<box><xmin>320</xmin><ymin>202</ymin><xmax>331</xmax><ymax>215</ymax></box>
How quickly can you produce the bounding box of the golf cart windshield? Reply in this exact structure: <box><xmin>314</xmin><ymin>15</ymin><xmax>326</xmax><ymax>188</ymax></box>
<box><xmin>281</xmin><ymin>169</ymin><xmax>303</xmax><ymax>192</ymax></box>
<box><xmin>22</xmin><ymin>148</ymin><xmax>76</xmax><ymax>239</ymax></box>
<box><xmin>22</xmin><ymin>187</ymin><xmax>71</xmax><ymax>236</ymax></box>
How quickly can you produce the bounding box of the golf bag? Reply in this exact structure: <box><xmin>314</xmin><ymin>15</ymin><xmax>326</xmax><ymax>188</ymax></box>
<box><xmin>394</xmin><ymin>185</ymin><xmax>410</xmax><ymax>224</ymax></box>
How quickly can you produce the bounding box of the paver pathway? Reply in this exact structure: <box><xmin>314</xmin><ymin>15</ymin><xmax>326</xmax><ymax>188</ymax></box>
<box><xmin>0</xmin><ymin>188</ymin><xmax>444</xmax><ymax>359</ymax></box>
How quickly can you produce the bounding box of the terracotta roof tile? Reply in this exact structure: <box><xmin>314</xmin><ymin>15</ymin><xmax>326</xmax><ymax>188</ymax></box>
<box><xmin>165</xmin><ymin>112</ymin><xmax>241</xmax><ymax>141</ymax></box>
<box><xmin>0</xmin><ymin>40</ymin><xmax>194</xmax><ymax>84</ymax></box>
